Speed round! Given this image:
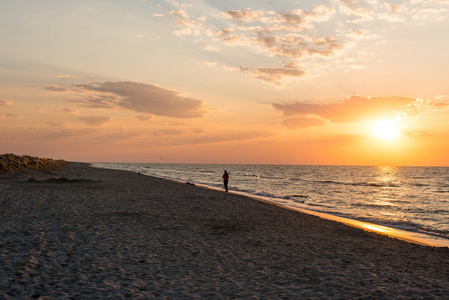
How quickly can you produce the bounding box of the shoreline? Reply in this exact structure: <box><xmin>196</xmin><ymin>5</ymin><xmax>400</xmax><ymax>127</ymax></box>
<box><xmin>100</xmin><ymin>165</ymin><xmax>449</xmax><ymax>248</ymax></box>
<box><xmin>227</xmin><ymin>190</ymin><xmax>449</xmax><ymax>248</ymax></box>
<box><xmin>2</xmin><ymin>162</ymin><xmax>449</xmax><ymax>298</ymax></box>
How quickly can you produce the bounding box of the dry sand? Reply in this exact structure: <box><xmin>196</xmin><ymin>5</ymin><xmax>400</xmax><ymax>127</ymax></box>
<box><xmin>1</xmin><ymin>162</ymin><xmax>449</xmax><ymax>299</ymax></box>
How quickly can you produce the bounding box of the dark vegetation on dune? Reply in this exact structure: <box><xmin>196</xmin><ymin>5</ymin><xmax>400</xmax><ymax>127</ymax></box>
<box><xmin>0</xmin><ymin>153</ymin><xmax>68</xmax><ymax>173</ymax></box>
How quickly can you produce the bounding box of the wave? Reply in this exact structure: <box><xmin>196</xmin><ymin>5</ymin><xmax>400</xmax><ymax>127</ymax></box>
<box><xmin>303</xmin><ymin>210</ymin><xmax>449</xmax><ymax>240</ymax></box>
<box><xmin>286</xmin><ymin>194</ymin><xmax>308</xmax><ymax>199</ymax></box>
<box><xmin>253</xmin><ymin>191</ymin><xmax>275</xmax><ymax>197</ymax></box>
<box><xmin>306</xmin><ymin>203</ymin><xmax>334</xmax><ymax>208</ymax></box>
<box><xmin>356</xmin><ymin>217</ymin><xmax>449</xmax><ymax>240</ymax></box>
<box><xmin>308</xmin><ymin>180</ymin><xmax>400</xmax><ymax>188</ymax></box>
<box><xmin>259</xmin><ymin>176</ymin><xmax>285</xmax><ymax>180</ymax></box>
<box><xmin>351</xmin><ymin>202</ymin><xmax>399</xmax><ymax>208</ymax></box>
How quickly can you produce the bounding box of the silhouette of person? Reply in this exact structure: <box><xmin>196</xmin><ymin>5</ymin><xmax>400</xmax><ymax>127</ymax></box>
<box><xmin>222</xmin><ymin>170</ymin><xmax>229</xmax><ymax>192</ymax></box>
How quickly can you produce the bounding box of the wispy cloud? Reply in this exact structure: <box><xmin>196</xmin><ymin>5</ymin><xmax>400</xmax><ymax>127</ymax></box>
<box><xmin>0</xmin><ymin>113</ymin><xmax>22</xmax><ymax>120</ymax></box>
<box><xmin>153</xmin><ymin>128</ymin><xmax>184</xmax><ymax>136</ymax></box>
<box><xmin>42</xmin><ymin>84</ymin><xmax>72</xmax><ymax>92</ymax></box>
<box><xmin>181</xmin><ymin>130</ymin><xmax>275</xmax><ymax>146</ymax></box>
<box><xmin>61</xmin><ymin>108</ymin><xmax>78</xmax><ymax>114</ymax></box>
<box><xmin>95</xmin><ymin>130</ymin><xmax>141</xmax><ymax>143</ymax></box>
<box><xmin>78</xmin><ymin>116</ymin><xmax>112</xmax><ymax>126</ymax></box>
<box><xmin>47</xmin><ymin>121</ymin><xmax>70</xmax><ymax>128</ymax></box>
<box><xmin>134</xmin><ymin>115</ymin><xmax>153</xmax><ymax>121</ymax></box>
<box><xmin>280</xmin><ymin>117</ymin><xmax>327</xmax><ymax>129</ymax></box>
<box><xmin>273</xmin><ymin>95</ymin><xmax>448</xmax><ymax>125</ymax></box>
<box><xmin>0</xmin><ymin>98</ymin><xmax>13</xmax><ymax>106</ymax></box>
<box><xmin>163</xmin><ymin>4</ymin><xmax>347</xmax><ymax>86</ymax></box>
<box><xmin>51</xmin><ymin>74</ymin><xmax>79</xmax><ymax>79</ymax></box>
<box><xmin>42</xmin><ymin>128</ymin><xmax>96</xmax><ymax>141</ymax></box>
<box><xmin>238</xmin><ymin>66</ymin><xmax>307</xmax><ymax>87</ymax></box>
<box><xmin>218</xmin><ymin>6</ymin><xmax>342</xmax><ymax>61</ymax></box>
<box><xmin>166</xmin><ymin>0</ymin><xmax>192</xmax><ymax>9</ymax></box>
<box><xmin>169</xmin><ymin>9</ymin><xmax>203</xmax><ymax>36</ymax></box>
<box><xmin>37</xmin><ymin>107</ymin><xmax>79</xmax><ymax>114</ymax></box>
<box><xmin>221</xmin><ymin>9</ymin><xmax>265</xmax><ymax>23</ymax></box>
<box><xmin>160</xmin><ymin>1</ymin><xmax>449</xmax><ymax>87</ymax></box>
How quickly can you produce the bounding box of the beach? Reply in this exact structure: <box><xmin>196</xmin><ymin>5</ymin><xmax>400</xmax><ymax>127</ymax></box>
<box><xmin>1</xmin><ymin>162</ymin><xmax>449</xmax><ymax>299</ymax></box>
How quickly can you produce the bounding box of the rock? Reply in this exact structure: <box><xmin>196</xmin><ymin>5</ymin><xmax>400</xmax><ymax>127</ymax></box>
<box><xmin>0</xmin><ymin>154</ymin><xmax>68</xmax><ymax>173</ymax></box>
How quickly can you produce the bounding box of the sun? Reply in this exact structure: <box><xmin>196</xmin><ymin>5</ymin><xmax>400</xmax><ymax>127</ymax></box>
<box><xmin>371</xmin><ymin>119</ymin><xmax>400</xmax><ymax>140</ymax></box>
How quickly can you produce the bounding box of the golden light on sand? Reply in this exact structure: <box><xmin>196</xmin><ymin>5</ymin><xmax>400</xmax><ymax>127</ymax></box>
<box><xmin>371</xmin><ymin>119</ymin><xmax>400</xmax><ymax>141</ymax></box>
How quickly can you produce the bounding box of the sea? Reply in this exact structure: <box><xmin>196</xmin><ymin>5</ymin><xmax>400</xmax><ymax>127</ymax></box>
<box><xmin>93</xmin><ymin>163</ymin><xmax>449</xmax><ymax>246</ymax></box>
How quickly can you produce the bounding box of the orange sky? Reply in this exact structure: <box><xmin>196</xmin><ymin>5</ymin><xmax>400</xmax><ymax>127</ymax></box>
<box><xmin>1</xmin><ymin>1</ymin><xmax>449</xmax><ymax>166</ymax></box>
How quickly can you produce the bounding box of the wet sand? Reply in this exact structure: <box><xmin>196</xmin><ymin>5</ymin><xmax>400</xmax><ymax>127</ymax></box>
<box><xmin>1</xmin><ymin>162</ymin><xmax>449</xmax><ymax>299</ymax></box>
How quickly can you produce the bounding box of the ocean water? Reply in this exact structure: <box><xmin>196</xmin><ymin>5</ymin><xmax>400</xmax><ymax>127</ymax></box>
<box><xmin>94</xmin><ymin>163</ymin><xmax>449</xmax><ymax>244</ymax></box>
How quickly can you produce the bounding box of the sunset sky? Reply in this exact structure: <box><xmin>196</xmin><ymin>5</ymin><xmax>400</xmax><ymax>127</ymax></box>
<box><xmin>1</xmin><ymin>0</ymin><xmax>449</xmax><ymax>166</ymax></box>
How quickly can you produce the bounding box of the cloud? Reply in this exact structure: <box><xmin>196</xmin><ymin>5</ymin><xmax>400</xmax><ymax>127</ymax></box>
<box><xmin>411</xmin><ymin>3</ymin><xmax>449</xmax><ymax>21</ymax></box>
<box><xmin>167</xmin><ymin>121</ymin><xmax>188</xmax><ymax>126</ymax></box>
<box><xmin>278</xmin><ymin>5</ymin><xmax>336</xmax><ymax>29</ymax></box>
<box><xmin>377</xmin><ymin>12</ymin><xmax>405</xmax><ymax>23</ymax></box>
<box><xmin>47</xmin><ymin>121</ymin><xmax>70</xmax><ymax>128</ymax></box>
<box><xmin>61</xmin><ymin>108</ymin><xmax>78</xmax><ymax>114</ymax></box>
<box><xmin>70</xmin><ymin>93</ymin><xmax>122</xmax><ymax>109</ymax></box>
<box><xmin>159</xmin><ymin>1</ymin><xmax>449</xmax><ymax>88</ymax></box>
<box><xmin>249</xmin><ymin>31</ymin><xmax>345</xmax><ymax>59</ymax></box>
<box><xmin>37</xmin><ymin>107</ymin><xmax>79</xmax><ymax>114</ymax></box>
<box><xmin>166</xmin><ymin>0</ymin><xmax>192</xmax><ymax>8</ymax></box>
<box><xmin>42</xmin><ymin>84</ymin><xmax>72</xmax><ymax>92</ymax></box>
<box><xmin>95</xmin><ymin>131</ymin><xmax>141</xmax><ymax>142</ymax></box>
<box><xmin>0</xmin><ymin>98</ymin><xmax>13</xmax><ymax>106</ymax></box>
<box><xmin>217</xmin><ymin>7</ymin><xmax>343</xmax><ymax>61</ymax></box>
<box><xmin>191</xmin><ymin>128</ymin><xmax>207</xmax><ymax>134</ymax></box>
<box><xmin>154</xmin><ymin>128</ymin><xmax>184</xmax><ymax>136</ymax></box>
<box><xmin>272</xmin><ymin>95</ymin><xmax>448</xmax><ymax>124</ymax></box>
<box><xmin>207</xmin><ymin>6</ymin><xmax>345</xmax><ymax>87</ymax></box>
<box><xmin>204</xmin><ymin>44</ymin><xmax>221</xmax><ymax>52</ymax></box>
<box><xmin>134</xmin><ymin>115</ymin><xmax>153</xmax><ymax>121</ymax></box>
<box><xmin>222</xmin><ymin>5</ymin><xmax>334</xmax><ymax>30</ymax></box>
<box><xmin>184</xmin><ymin>130</ymin><xmax>275</xmax><ymax>145</ymax></box>
<box><xmin>169</xmin><ymin>9</ymin><xmax>203</xmax><ymax>35</ymax></box>
<box><xmin>239</xmin><ymin>66</ymin><xmax>307</xmax><ymax>87</ymax></box>
<box><xmin>221</xmin><ymin>9</ymin><xmax>265</xmax><ymax>23</ymax></box>
<box><xmin>173</xmin><ymin>27</ymin><xmax>195</xmax><ymax>36</ymax></box>
<box><xmin>78</xmin><ymin>116</ymin><xmax>112</xmax><ymax>126</ymax></box>
<box><xmin>0</xmin><ymin>113</ymin><xmax>22</xmax><ymax>120</ymax></box>
<box><xmin>170</xmin><ymin>9</ymin><xmax>189</xmax><ymax>20</ymax></box>
<box><xmin>167</xmin><ymin>4</ymin><xmax>343</xmax><ymax>64</ymax></box>
<box><xmin>280</xmin><ymin>117</ymin><xmax>327</xmax><ymax>129</ymax></box>
<box><xmin>51</xmin><ymin>81</ymin><xmax>206</xmax><ymax>119</ymax></box>
<box><xmin>51</xmin><ymin>74</ymin><xmax>79</xmax><ymax>79</ymax></box>
<box><xmin>337</xmin><ymin>2</ymin><xmax>374</xmax><ymax>17</ymax></box>
<box><xmin>310</xmin><ymin>133</ymin><xmax>365</xmax><ymax>146</ymax></box>
<box><xmin>42</xmin><ymin>128</ymin><xmax>96</xmax><ymax>141</ymax></box>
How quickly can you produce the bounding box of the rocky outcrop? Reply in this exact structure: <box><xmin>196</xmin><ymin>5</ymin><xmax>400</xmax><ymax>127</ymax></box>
<box><xmin>0</xmin><ymin>153</ymin><xmax>68</xmax><ymax>173</ymax></box>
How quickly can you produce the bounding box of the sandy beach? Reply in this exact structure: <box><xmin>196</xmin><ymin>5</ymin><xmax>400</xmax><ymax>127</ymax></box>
<box><xmin>1</xmin><ymin>162</ymin><xmax>449</xmax><ymax>299</ymax></box>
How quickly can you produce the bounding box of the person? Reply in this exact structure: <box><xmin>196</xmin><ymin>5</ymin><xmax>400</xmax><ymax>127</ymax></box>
<box><xmin>222</xmin><ymin>170</ymin><xmax>229</xmax><ymax>192</ymax></box>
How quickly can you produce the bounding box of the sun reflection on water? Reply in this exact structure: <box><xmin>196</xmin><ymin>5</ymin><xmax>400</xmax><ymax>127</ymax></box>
<box><xmin>377</xmin><ymin>166</ymin><xmax>397</xmax><ymax>184</ymax></box>
<box><xmin>371</xmin><ymin>166</ymin><xmax>402</xmax><ymax>218</ymax></box>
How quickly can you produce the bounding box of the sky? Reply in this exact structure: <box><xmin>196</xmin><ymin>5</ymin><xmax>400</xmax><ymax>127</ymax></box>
<box><xmin>1</xmin><ymin>0</ymin><xmax>449</xmax><ymax>166</ymax></box>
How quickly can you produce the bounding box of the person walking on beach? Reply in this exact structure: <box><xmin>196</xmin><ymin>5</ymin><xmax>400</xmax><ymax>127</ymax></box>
<box><xmin>222</xmin><ymin>170</ymin><xmax>229</xmax><ymax>192</ymax></box>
